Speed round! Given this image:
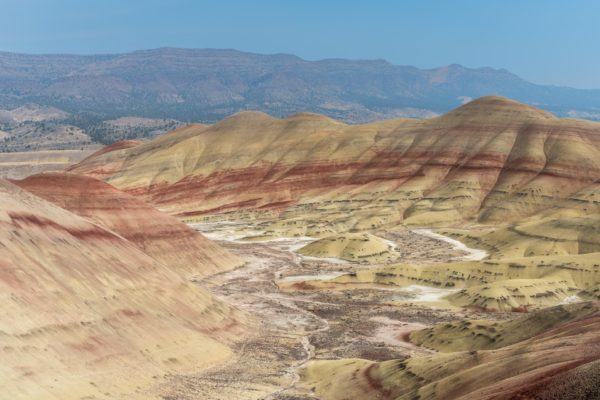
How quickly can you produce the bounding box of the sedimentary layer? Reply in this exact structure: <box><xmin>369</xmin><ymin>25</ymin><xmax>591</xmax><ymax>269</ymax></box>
<box><xmin>15</xmin><ymin>171</ymin><xmax>242</xmax><ymax>278</ymax></box>
<box><xmin>70</xmin><ymin>96</ymin><xmax>600</xmax><ymax>232</ymax></box>
<box><xmin>0</xmin><ymin>179</ymin><xmax>245</xmax><ymax>399</ymax></box>
<box><xmin>297</xmin><ymin>232</ymin><xmax>397</xmax><ymax>262</ymax></box>
<box><xmin>301</xmin><ymin>302</ymin><xmax>600</xmax><ymax>400</ymax></box>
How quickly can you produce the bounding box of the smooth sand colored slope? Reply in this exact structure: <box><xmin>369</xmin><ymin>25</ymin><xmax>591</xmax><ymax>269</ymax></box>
<box><xmin>297</xmin><ymin>232</ymin><xmax>398</xmax><ymax>262</ymax></box>
<box><xmin>299</xmin><ymin>248</ymin><xmax>600</xmax><ymax>311</ymax></box>
<box><xmin>0</xmin><ymin>180</ymin><xmax>245</xmax><ymax>399</ymax></box>
<box><xmin>300</xmin><ymin>302</ymin><xmax>600</xmax><ymax>400</ymax></box>
<box><xmin>66</xmin><ymin>139</ymin><xmax>144</xmax><ymax>180</ymax></box>
<box><xmin>14</xmin><ymin>171</ymin><xmax>242</xmax><ymax>278</ymax></box>
<box><xmin>70</xmin><ymin>96</ymin><xmax>600</xmax><ymax>233</ymax></box>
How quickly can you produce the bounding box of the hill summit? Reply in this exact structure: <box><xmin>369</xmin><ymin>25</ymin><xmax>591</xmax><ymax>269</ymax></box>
<box><xmin>71</xmin><ymin>95</ymin><xmax>600</xmax><ymax>230</ymax></box>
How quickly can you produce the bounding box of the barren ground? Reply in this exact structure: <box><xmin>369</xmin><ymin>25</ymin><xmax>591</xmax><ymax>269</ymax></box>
<box><xmin>158</xmin><ymin>225</ymin><xmax>502</xmax><ymax>399</ymax></box>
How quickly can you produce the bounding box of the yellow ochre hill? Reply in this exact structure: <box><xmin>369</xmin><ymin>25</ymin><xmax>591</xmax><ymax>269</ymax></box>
<box><xmin>70</xmin><ymin>96</ymin><xmax>600</xmax><ymax>233</ymax></box>
<box><xmin>297</xmin><ymin>232</ymin><xmax>398</xmax><ymax>262</ymax></box>
<box><xmin>301</xmin><ymin>302</ymin><xmax>600</xmax><ymax>400</ymax></box>
<box><xmin>68</xmin><ymin>96</ymin><xmax>600</xmax><ymax>314</ymax></box>
<box><xmin>0</xmin><ymin>179</ymin><xmax>246</xmax><ymax>399</ymax></box>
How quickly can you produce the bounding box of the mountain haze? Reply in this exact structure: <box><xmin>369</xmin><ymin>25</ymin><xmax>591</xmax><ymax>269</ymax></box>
<box><xmin>2</xmin><ymin>48</ymin><xmax>600</xmax><ymax>123</ymax></box>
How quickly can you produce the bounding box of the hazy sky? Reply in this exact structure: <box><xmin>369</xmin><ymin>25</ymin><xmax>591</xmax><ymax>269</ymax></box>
<box><xmin>0</xmin><ymin>0</ymin><xmax>598</xmax><ymax>88</ymax></box>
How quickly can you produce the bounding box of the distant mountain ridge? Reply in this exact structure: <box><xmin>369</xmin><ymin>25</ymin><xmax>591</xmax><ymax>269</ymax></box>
<box><xmin>1</xmin><ymin>47</ymin><xmax>600</xmax><ymax>123</ymax></box>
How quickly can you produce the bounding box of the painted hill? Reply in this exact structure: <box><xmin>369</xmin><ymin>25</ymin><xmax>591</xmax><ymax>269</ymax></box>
<box><xmin>70</xmin><ymin>96</ymin><xmax>600</xmax><ymax>311</ymax></box>
<box><xmin>410</xmin><ymin>301</ymin><xmax>599</xmax><ymax>352</ymax></box>
<box><xmin>71</xmin><ymin>96</ymin><xmax>600</xmax><ymax>232</ymax></box>
<box><xmin>301</xmin><ymin>302</ymin><xmax>600</xmax><ymax>400</ymax></box>
<box><xmin>67</xmin><ymin>139</ymin><xmax>146</xmax><ymax>180</ymax></box>
<box><xmin>298</xmin><ymin>233</ymin><xmax>397</xmax><ymax>262</ymax></box>
<box><xmin>0</xmin><ymin>179</ymin><xmax>245</xmax><ymax>399</ymax></box>
<box><xmin>309</xmin><ymin>249</ymin><xmax>598</xmax><ymax>311</ymax></box>
<box><xmin>14</xmin><ymin>171</ymin><xmax>242</xmax><ymax>278</ymax></box>
<box><xmin>440</xmin><ymin>177</ymin><xmax>600</xmax><ymax>259</ymax></box>
<box><xmin>2</xmin><ymin>48</ymin><xmax>600</xmax><ymax>122</ymax></box>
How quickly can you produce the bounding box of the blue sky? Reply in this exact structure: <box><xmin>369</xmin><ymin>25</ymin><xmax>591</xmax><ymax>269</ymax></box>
<box><xmin>0</xmin><ymin>0</ymin><xmax>598</xmax><ymax>88</ymax></box>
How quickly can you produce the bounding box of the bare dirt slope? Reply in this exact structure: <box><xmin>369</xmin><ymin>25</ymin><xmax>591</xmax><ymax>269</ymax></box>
<box><xmin>71</xmin><ymin>96</ymin><xmax>600</xmax><ymax>232</ymax></box>
<box><xmin>15</xmin><ymin>172</ymin><xmax>242</xmax><ymax>278</ymax></box>
<box><xmin>301</xmin><ymin>302</ymin><xmax>600</xmax><ymax>400</ymax></box>
<box><xmin>0</xmin><ymin>180</ymin><xmax>245</xmax><ymax>399</ymax></box>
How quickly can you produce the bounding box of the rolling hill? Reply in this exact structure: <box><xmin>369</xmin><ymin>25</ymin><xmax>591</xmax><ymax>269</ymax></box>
<box><xmin>14</xmin><ymin>172</ymin><xmax>242</xmax><ymax>277</ymax></box>
<box><xmin>297</xmin><ymin>232</ymin><xmax>398</xmax><ymax>263</ymax></box>
<box><xmin>4</xmin><ymin>91</ymin><xmax>600</xmax><ymax>399</ymax></box>
<box><xmin>69</xmin><ymin>96</ymin><xmax>600</xmax><ymax>313</ymax></box>
<box><xmin>0</xmin><ymin>178</ymin><xmax>245</xmax><ymax>399</ymax></box>
<box><xmin>301</xmin><ymin>302</ymin><xmax>600</xmax><ymax>400</ymax></box>
<box><xmin>71</xmin><ymin>96</ymin><xmax>600</xmax><ymax>232</ymax></box>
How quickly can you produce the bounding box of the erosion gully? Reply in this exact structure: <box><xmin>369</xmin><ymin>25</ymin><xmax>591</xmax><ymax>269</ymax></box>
<box><xmin>159</xmin><ymin>225</ymin><xmax>476</xmax><ymax>400</ymax></box>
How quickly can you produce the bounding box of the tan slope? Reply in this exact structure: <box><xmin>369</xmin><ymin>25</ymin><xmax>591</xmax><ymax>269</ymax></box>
<box><xmin>70</xmin><ymin>96</ymin><xmax>600</xmax><ymax>232</ymax></box>
<box><xmin>14</xmin><ymin>171</ymin><xmax>242</xmax><ymax>278</ymax></box>
<box><xmin>314</xmin><ymin>250</ymin><xmax>600</xmax><ymax>311</ymax></box>
<box><xmin>300</xmin><ymin>302</ymin><xmax>600</xmax><ymax>400</ymax></box>
<box><xmin>66</xmin><ymin>139</ymin><xmax>144</xmax><ymax>180</ymax></box>
<box><xmin>443</xmin><ymin>216</ymin><xmax>600</xmax><ymax>260</ymax></box>
<box><xmin>0</xmin><ymin>180</ymin><xmax>244</xmax><ymax>399</ymax></box>
<box><xmin>410</xmin><ymin>301</ymin><xmax>598</xmax><ymax>352</ymax></box>
<box><xmin>297</xmin><ymin>232</ymin><xmax>397</xmax><ymax>262</ymax></box>
<box><xmin>442</xmin><ymin>178</ymin><xmax>600</xmax><ymax>259</ymax></box>
<box><xmin>70</xmin><ymin>124</ymin><xmax>209</xmax><ymax>182</ymax></box>
<box><xmin>0</xmin><ymin>149</ymin><xmax>97</xmax><ymax>179</ymax></box>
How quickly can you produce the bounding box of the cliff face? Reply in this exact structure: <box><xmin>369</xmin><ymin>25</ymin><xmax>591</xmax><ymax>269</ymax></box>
<box><xmin>0</xmin><ymin>179</ymin><xmax>245</xmax><ymax>399</ymax></box>
<box><xmin>15</xmin><ymin>171</ymin><xmax>242</xmax><ymax>278</ymax></box>
<box><xmin>71</xmin><ymin>96</ymin><xmax>600</xmax><ymax>232</ymax></box>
